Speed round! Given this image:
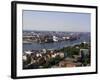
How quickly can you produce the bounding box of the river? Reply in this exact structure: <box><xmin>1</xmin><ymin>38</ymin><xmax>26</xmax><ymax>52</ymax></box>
<box><xmin>23</xmin><ymin>33</ymin><xmax>90</xmax><ymax>51</ymax></box>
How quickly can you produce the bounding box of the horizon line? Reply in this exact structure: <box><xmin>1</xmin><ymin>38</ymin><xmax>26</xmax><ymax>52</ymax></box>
<box><xmin>23</xmin><ymin>30</ymin><xmax>90</xmax><ymax>32</ymax></box>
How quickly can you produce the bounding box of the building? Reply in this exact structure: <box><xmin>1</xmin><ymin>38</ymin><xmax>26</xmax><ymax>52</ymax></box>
<box><xmin>58</xmin><ymin>60</ymin><xmax>76</xmax><ymax>67</ymax></box>
<box><xmin>79</xmin><ymin>49</ymin><xmax>89</xmax><ymax>57</ymax></box>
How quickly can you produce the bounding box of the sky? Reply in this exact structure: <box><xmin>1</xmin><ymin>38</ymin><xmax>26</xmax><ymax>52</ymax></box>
<box><xmin>23</xmin><ymin>10</ymin><xmax>91</xmax><ymax>32</ymax></box>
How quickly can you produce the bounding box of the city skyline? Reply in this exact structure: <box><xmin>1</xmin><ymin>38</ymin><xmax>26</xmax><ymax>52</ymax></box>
<box><xmin>23</xmin><ymin>10</ymin><xmax>91</xmax><ymax>32</ymax></box>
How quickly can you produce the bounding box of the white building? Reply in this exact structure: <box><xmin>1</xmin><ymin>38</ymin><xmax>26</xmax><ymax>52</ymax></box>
<box><xmin>53</xmin><ymin>36</ymin><xmax>58</xmax><ymax>42</ymax></box>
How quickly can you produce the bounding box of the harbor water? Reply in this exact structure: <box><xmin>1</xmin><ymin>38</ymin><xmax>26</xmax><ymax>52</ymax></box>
<box><xmin>23</xmin><ymin>33</ymin><xmax>90</xmax><ymax>51</ymax></box>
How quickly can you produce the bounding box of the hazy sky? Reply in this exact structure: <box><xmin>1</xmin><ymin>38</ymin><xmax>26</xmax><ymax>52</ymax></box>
<box><xmin>23</xmin><ymin>10</ymin><xmax>91</xmax><ymax>32</ymax></box>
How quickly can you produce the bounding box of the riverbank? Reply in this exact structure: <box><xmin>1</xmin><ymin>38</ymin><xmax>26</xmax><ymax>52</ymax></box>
<box><xmin>23</xmin><ymin>42</ymin><xmax>90</xmax><ymax>69</ymax></box>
